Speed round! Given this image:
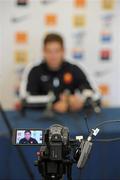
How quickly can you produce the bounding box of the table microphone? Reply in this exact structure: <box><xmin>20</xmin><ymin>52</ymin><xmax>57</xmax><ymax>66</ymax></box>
<box><xmin>82</xmin><ymin>89</ymin><xmax>101</xmax><ymax>114</ymax></box>
<box><xmin>43</xmin><ymin>91</ymin><xmax>55</xmax><ymax>118</ymax></box>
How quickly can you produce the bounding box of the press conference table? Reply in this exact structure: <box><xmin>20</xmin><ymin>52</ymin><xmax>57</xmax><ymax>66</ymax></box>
<box><xmin>0</xmin><ymin>108</ymin><xmax>120</xmax><ymax>180</ymax></box>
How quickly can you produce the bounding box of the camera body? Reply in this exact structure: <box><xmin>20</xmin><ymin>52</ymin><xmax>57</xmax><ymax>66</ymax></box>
<box><xmin>43</xmin><ymin>124</ymin><xmax>70</xmax><ymax>161</ymax></box>
<box><xmin>35</xmin><ymin>124</ymin><xmax>80</xmax><ymax>180</ymax></box>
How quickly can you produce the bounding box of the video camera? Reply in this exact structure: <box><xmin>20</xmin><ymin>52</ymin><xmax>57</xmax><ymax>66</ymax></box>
<box><xmin>13</xmin><ymin>124</ymin><xmax>99</xmax><ymax>180</ymax></box>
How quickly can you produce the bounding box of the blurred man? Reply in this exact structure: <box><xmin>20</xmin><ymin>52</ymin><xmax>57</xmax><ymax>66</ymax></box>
<box><xmin>19</xmin><ymin>130</ymin><xmax>38</xmax><ymax>144</ymax></box>
<box><xmin>20</xmin><ymin>33</ymin><xmax>100</xmax><ymax>113</ymax></box>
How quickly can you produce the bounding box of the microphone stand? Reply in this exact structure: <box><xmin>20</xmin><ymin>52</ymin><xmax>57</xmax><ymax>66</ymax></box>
<box><xmin>0</xmin><ymin>103</ymin><xmax>34</xmax><ymax>180</ymax></box>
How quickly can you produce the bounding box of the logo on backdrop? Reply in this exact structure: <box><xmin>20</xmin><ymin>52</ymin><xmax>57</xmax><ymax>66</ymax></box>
<box><xmin>17</xmin><ymin>0</ymin><xmax>28</xmax><ymax>6</ymax></box>
<box><xmin>45</xmin><ymin>14</ymin><xmax>57</xmax><ymax>26</ymax></box>
<box><xmin>73</xmin><ymin>31</ymin><xmax>86</xmax><ymax>46</ymax></box>
<box><xmin>101</xmin><ymin>13</ymin><xmax>114</xmax><ymax>27</ymax></box>
<box><xmin>72</xmin><ymin>48</ymin><xmax>84</xmax><ymax>60</ymax></box>
<box><xmin>94</xmin><ymin>69</ymin><xmax>112</xmax><ymax>77</ymax></box>
<box><xmin>14</xmin><ymin>50</ymin><xmax>28</xmax><ymax>64</ymax></box>
<box><xmin>74</xmin><ymin>0</ymin><xmax>86</xmax><ymax>8</ymax></box>
<box><xmin>100</xmin><ymin>31</ymin><xmax>112</xmax><ymax>42</ymax></box>
<box><xmin>11</xmin><ymin>14</ymin><xmax>30</xmax><ymax>23</ymax></box>
<box><xmin>101</xmin><ymin>0</ymin><xmax>116</xmax><ymax>10</ymax></box>
<box><xmin>15</xmin><ymin>32</ymin><xmax>28</xmax><ymax>44</ymax></box>
<box><xmin>40</xmin><ymin>0</ymin><xmax>61</xmax><ymax>4</ymax></box>
<box><xmin>98</xmin><ymin>84</ymin><xmax>110</xmax><ymax>95</ymax></box>
<box><xmin>73</xmin><ymin>15</ymin><xmax>86</xmax><ymax>27</ymax></box>
<box><xmin>100</xmin><ymin>49</ymin><xmax>111</xmax><ymax>60</ymax></box>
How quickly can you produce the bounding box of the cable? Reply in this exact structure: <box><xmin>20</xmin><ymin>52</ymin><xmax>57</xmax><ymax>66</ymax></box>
<box><xmin>83</xmin><ymin>115</ymin><xmax>120</xmax><ymax>143</ymax></box>
<box><xmin>94</xmin><ymin>119</ymin><xmax>120</xmax><ymax>129</ymax></box>
<box><xmin>70</xmin><ymin>112</ymin><xmax>120</xmax><ymax>143</ymax></box>
<box><xmin>84</xmin><ymin>115</ymin><xmax>90</xmax><ymax>133</ymax></box>
<box><xmin>91</xmin><ymin>120</ymin><xmax>120</xmax><ymax>142</ymax></box>
<box><xmin>93</xmin><ymin>137</ymin><xmax>120</xmax><ymax>142</ymax></box>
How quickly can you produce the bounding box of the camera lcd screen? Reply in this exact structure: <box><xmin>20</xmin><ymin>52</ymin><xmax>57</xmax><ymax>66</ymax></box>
<box><xmin>13</xmin><ymin>129</ymin><xmax>44</xmax><ymax>145</ymax></box>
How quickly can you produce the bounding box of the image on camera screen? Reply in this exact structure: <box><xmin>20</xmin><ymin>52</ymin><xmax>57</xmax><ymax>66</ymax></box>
<box><xmin>14</xmin><ymin>129</ymin><xmax>43</xmax><ymax>145</ymax></box>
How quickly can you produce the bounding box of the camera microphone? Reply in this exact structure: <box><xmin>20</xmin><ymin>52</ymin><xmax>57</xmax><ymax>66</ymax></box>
<box><xmin>77</xmin><ymin>136</ymin><xmax>93</xmax><ymax>168</ymax></box>
<box><xmin>76</xmin><ymin>127</ymin><xmax>100</xmax><ymax>168</ymax></box>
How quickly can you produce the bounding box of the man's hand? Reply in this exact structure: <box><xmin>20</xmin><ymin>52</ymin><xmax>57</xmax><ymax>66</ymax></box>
<box><xmin>52</xmin><ymin>93</ymin><xmax>83</xmax><ymax>113</ymax></box>
<box><xmin>52</xmin><ymin>100</ymin><xmax>68</xmax><ymax>113</ymax></box>
<box><xmin>69</xmin><ymin>94</ymin><xmax>83</xmax><ymax>112</ymax></box>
